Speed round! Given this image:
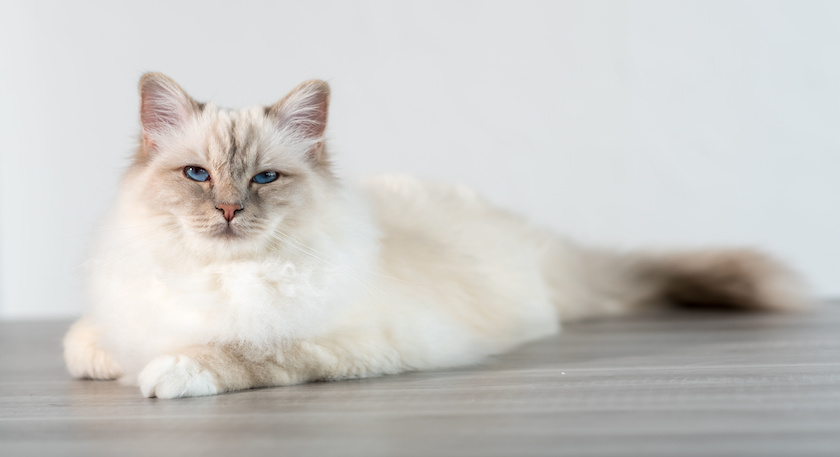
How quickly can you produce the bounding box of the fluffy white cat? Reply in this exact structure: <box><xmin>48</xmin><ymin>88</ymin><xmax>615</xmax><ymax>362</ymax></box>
<box><xmin>64</xmin><ymin>73</ymin><xmax>808</xmax><ymax>399</ymax></box>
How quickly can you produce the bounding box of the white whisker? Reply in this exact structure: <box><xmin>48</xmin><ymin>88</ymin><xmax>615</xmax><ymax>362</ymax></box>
<box><xmin>269</xmin><ymin>229</ymin><xmax>388</xmax><ymax>299</ymax></box>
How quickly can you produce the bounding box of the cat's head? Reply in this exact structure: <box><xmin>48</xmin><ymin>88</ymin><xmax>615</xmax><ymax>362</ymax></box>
<box><xmin>125</xmin><ymin>73</ymin><xmax>338</xmax><ymax>257</ymax></box>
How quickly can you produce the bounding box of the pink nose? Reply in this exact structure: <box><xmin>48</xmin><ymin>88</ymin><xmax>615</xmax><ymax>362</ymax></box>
<box><xmin>216</xmin><ymin>203</ymin><xmax>243</xmax><ymax>222</ymax></box>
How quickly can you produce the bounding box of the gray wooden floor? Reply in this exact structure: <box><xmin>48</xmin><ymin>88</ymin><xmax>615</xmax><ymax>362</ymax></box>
<box><xmin>2</xmin><ymin>305</ymin><xmax>839</xmax><ymax>457</ymax></box>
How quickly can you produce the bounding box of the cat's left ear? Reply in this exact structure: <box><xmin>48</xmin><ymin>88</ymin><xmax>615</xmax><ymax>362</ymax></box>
<box><xmin>267</xmin><ymin>80</ymin><xmax>330</xmax><ymax>162</ymax></box>
<box><xmin>138</xmin><ymin>72</ymin><xmax>199</xmax><ymax>154</ymax></box>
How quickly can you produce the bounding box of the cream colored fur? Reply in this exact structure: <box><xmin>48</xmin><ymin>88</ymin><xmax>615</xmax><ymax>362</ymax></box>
<box><xmin>64</xmin><ymin>74</ymin><xmax>809</xmax><ymax>399</ymax></box>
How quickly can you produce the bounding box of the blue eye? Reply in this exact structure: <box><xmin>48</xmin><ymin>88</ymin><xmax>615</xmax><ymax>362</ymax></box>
<box><xmin>184</xmin><ymin>166</ymin><xmax>210</xmax><ymax>182</ymax></box>
<box><xmin>252</xmin><ymin>171</ymin><xmax>279</xmax><ymax>184</ymax></box>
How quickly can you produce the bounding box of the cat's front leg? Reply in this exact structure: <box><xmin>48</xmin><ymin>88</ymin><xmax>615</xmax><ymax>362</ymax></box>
<box><xmin>138</xmin><ymin>343</ymin><xmax>305</xmax><ymax>399</ymax></box>
<box><xmin>63</xmin><ymin>318</ymin><xmax>123</xmax><ymax>380</ymax></box>
<box><xmin>138</xmin><ymin>335</ymin><xmax>404</xmax><ymax>399</ymax></box>
<box><xmin>137</xmin><ymin>353</ymin><xmax>221</xmax><ymax>399</ymax></box>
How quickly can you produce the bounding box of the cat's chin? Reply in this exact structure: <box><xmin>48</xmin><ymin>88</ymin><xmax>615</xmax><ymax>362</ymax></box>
<box><xmin>208</xmin><ymin>225</ymin><xmax>248</xmax><ymax>241</ymax></box>
<box><xmin>198</xmin><ymin>226</ymin><xmax>265</xmax><ymax>256</ymax></box>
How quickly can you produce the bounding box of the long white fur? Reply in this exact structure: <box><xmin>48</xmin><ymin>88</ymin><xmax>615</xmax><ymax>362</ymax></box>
<box><xmin>63</xmin><ymin>74</ymin><xmax>808</xmax><ymax>398</ymax></box>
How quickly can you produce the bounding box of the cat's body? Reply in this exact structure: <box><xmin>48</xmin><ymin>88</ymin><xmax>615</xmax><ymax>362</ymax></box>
<box><xmin>64</xmin><ymin>74</ymin><xmax>807</xmax><ymax>398</ymax></box>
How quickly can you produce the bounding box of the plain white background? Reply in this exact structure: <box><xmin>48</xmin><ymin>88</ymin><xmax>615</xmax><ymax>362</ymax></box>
<box><xmin>1</xmin><ymin>1</ymin><xmax>838</xmax><ymax>319</ymax></box>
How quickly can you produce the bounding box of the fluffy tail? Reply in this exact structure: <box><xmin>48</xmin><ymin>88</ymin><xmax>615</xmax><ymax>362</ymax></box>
<box><xmin>541</xmin><ymin>240</ymin><xmax>811</xmax><ymax>321</ymax></box>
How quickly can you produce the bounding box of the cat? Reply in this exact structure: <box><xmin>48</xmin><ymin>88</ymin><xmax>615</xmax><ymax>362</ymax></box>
<box><xmin>63</xmin><ymin>73</ymin><xmax>809</xmax><ymax>399</ymax></box>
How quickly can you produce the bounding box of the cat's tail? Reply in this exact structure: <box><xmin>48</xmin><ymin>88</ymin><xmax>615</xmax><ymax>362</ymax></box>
<box><xmin>540</xmin><ymin>239</ymin><xmax>811</xmax><ymax>321</ymax></box>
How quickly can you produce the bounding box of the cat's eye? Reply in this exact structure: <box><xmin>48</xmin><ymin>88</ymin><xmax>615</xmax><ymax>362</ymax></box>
<box><xmin>252</xmin><ymin>171</ymin><xmax>279</xmax><ymax>184</ymax></box>
<box><xmin>184</xmin><ymin>166</ymin><xmax>210</xmax><ymax>182</ymax></box>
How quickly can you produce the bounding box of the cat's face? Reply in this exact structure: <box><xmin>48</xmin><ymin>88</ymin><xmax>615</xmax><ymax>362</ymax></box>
<box><xmin>126</xmin><ymin>73</ymin><xmax>336</xmax><ymax>256</ymax></box>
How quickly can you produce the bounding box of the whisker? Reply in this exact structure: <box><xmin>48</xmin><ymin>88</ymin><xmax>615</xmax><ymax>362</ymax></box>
<box><xmin>270</xmin><ymin>229</ymin><xmax>388</xmax><ymax>298</ymax></box>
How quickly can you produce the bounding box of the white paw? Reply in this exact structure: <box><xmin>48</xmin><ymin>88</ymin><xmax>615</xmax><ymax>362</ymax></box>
<box><xmin>138</xmin><ymin>355</ymin><xmax>219</xmax><ymax>399</ymax></box>
<box><xmin>63</xmin><ymin>319</ymin><xmax>123</xmax><ymax>380</ymax></box>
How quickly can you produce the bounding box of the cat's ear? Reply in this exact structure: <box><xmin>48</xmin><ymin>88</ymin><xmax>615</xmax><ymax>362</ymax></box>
<box><xmin>138</xmin><ymin>73</ymin><xmax>198</xmax><ymax>153</ymax></box>
<box><xmin>267</xmin><ymin>80</ymin><xmax>330</xmax><ymax>162</ymax></box>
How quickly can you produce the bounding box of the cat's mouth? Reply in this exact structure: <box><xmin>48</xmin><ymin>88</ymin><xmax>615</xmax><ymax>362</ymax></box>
<box><xmin>212</xmin><ymin>224</ymin><xmax>244</xmax><ymax>239</ymax></box>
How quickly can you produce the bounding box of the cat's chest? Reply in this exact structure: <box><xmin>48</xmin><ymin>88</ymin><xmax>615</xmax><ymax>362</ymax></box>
<box><xmin>96</xmin><ymin>255</ymin><xmax>346</xmax><ymax>368</ymax></box>
<box><xmin>108</xmin><ymin>256</ymin><xmax>342</xmax><ymax>342</ymax></box>
<box><xmin>157</xmin><ymin>258</ymin><xmax>323</xmax><ymax>309</ymax></box>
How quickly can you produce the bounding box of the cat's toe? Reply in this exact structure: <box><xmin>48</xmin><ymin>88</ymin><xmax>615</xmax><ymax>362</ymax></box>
<box><xmin>138</xmin><ymin>355</ymin><xmax>219</xmax><ymax>399</ymax></box>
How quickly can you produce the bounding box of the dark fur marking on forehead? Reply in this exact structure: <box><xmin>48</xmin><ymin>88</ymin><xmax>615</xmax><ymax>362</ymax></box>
<box><xmin>227</xmin><ymin>118</ymin><xmax>238</xmax><ymax>171</ymax></box>
<box><xmin>243</xmin><ymin>122</ymin><xmax>260</xmax><ymax>165</ymax></box>
<box><xmin>225</xmin><ymin>117</ymin><xmax>255</xmax><ymax>175</ymax></box>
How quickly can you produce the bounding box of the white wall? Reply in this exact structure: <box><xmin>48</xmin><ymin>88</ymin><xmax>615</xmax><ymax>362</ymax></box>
<box><xmin>1</xmin><ymin>1</ymin><xmax>838</xmax><ymax>319</ymax></box>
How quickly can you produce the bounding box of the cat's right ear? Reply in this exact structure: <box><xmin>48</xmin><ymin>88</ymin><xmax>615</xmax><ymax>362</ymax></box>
<box><xmin>138</xmin><ymin>73</ymin><xmax>197</xmax><ymax>154</ymax></box>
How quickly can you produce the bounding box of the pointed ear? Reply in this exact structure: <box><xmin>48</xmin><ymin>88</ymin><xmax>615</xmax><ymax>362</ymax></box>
<box><xmin>138</xmin><ymin>73</ymin><xmax>197</xmax><ymax>152</ymax></box>
<box><xmin>267</xmin><ymin>80</ymin><xmax>330</xmax><ymax>162</ymax></box>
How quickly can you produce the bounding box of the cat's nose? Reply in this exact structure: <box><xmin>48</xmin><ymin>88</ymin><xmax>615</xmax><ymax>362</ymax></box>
<box><xmin>216</xmin><ymin>203</ymin><xmax>243</xmax><ymax>222</ymax></box>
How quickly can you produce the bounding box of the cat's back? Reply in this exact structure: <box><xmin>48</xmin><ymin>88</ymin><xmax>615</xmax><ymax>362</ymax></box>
<box><xmin>361</xmin><ymin>175</ymin><xmax>531</xmax><ymax>254</ymax></box>
<box><xmin>361</xmin><ymin>174</ymin><xmax>492</xmax><ymax>224</ymax></box>
<box><xmin>361</xmin><ymin>172</ymin><xmax>547</xmax><ymax>251</ymax></box>
<box><xmin>359</xmin><ymin>175</ymin><xmax>557</xmax><ymax>345</ymax></box>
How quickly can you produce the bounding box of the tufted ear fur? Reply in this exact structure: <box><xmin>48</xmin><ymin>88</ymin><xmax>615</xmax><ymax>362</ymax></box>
<box><xmin>267</xmin><ymin>80</ymin><xmax>330</xmax><ymax>162</ymax></box>
<box><xmin>139</xmin><ymin>73</ymin><xmax>199</xmax><ymax>155</ymax></box>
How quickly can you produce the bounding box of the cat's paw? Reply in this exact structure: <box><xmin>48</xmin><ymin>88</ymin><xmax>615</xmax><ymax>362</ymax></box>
<box><xmin>138</xmin><ymin>355</ymin><xmax>219</xmax><ymax>399</ymax></box>
<box><xmin>63</xmin><ymin>319</ymin><xmax>123</xmax><ymax>380</ymax></box>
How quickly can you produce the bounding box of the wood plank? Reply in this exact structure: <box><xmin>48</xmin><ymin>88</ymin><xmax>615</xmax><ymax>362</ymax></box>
<box><xmin>1</xmin><ymin>305</ymin><xmax>839</xmax><ymax>456</ymax></box>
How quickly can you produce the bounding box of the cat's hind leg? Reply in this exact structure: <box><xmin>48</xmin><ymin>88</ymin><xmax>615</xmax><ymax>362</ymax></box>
<box><xmin>63</xmin><ymin>318</ymin><xmax>123</xmax><ymax>380</ymax></box>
